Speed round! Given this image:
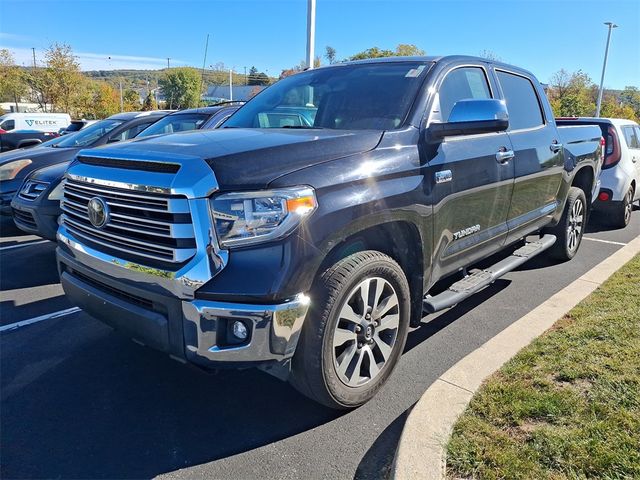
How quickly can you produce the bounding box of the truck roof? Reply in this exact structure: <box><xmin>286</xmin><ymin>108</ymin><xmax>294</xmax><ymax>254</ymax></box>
<box><xmin>557</xmin><ymin>117</ymin><xmax>638</xmax><ymax>126</ymax></box>
<box><xmin>338</xmin><ymin>55</ymin><xmax>537</xmax><ymax>81</ymax></box>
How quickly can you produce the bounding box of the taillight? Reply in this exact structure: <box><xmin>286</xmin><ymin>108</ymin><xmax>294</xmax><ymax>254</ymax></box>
<box><xmin>603</xmin><ymin>126</ymin><xmax>621</xmax><ymax>169</ymax></box>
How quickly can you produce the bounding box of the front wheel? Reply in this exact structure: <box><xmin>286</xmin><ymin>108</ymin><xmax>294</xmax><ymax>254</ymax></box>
<box><xmin>289</xmin><ymin>251</ymin><xmax>410</xmax><ymax>409</ymax></box>
<box><xmin>546</xmin><ymin>186</ymin><xmax>587</xmax><ymax>262</ymax></box>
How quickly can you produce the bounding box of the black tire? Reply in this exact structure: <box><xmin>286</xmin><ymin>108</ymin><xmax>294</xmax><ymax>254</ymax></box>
<box><xmin>289</xmin><ymin>251</ymin><xmax>411</xmax><ymax>409</ymax></box>
<box><xmin>546</xmin><ymin>186</ymin><xmax>587</xmax><ymax>262</ymax></box>
<box><xmin>610</xmin><ymin>185</ymin><xmax>634</xmax><ymax>229</ymax></box>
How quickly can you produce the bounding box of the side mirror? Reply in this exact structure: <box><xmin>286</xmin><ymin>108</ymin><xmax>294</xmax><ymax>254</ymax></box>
<box><xmin>427</xmin><ymin>99</ymin><xmax>509</xmax><ymax>141</ymax></box>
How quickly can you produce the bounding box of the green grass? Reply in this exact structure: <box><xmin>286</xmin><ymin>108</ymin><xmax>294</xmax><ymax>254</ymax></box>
<box><xmin>447</xmin><ymin>254</ymin><xmax>640</xmax><ymax>480</ymax></box>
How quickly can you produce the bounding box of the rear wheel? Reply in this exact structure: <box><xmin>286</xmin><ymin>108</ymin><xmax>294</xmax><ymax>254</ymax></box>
<box><xmin>546</xmin><ymin>186</ymin><xmax>587</xmax><ymax>261</ymax></box>
<box><xmin>611</xmin><ymin>185</ymin><xmax>634</xmax><ymax>229</ymax></box>
<box><xmin>289</xmin><ymin>251</ymin><xmax>410</xmax><ymax>409</ymax></box>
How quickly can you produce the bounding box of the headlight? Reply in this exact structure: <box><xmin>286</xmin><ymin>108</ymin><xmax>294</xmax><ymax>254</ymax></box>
<box><xmin>210</xmin><ymin>186</ymin><xmax>317</xmax><ymax>247</ymax></box>
<box><xmin>47</xmin><ymin>180</ymin><xmax>64</xmax><ymax>200</ymax></box>
<box><xmin>0</xmin><ymin>159</ymin><xmax>32</xmax><ymax>181</ymax></box>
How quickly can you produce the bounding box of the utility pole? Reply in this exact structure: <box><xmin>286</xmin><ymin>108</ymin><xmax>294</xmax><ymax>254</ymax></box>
<box><xmin>244</xmin><ymin>66</ymin><xmax>247</xmax><ymax>85</ymax></box>
<box><xmin>596</xmin><ymin>22</ymin><xmax>618</xmax><ymax>118</ymax></box>
<box><xmin>200</xmin><ymin>34</ymin><xmax>210</xmax><ymax>106</ymax></box>
<box><xmin>306</xmin><ymin>0</ymin><xmax>316</xmax><ymax>69</ymax></box>
<box><xmin>31</xmin><ymin>47</ymin><xmax>36</xmax><ymax>68</ymax></box>
<box><xmin>229</xmin><ymin>68</ymin><xmax>233</xmax><ymax>101</ymax></box>
<box><xmin>167</xmin><ymin>58</ymin><xmax>170</xmax><ymax>69</ymax></box>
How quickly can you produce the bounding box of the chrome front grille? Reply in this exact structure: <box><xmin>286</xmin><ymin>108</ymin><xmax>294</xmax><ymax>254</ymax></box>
<box><xmin>61</xmin><ymin>177</ymin><xmax>196</xmax><ymax>264</ymax></box>
<box><xmin>19</xmin><ymin>180</ymin><xmax>49</xmax><ymax>200</ymax></box>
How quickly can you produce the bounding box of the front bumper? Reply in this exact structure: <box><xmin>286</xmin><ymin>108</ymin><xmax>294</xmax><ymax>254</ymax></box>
<box><xmin>57</xmin><ymin>244</ymin><xmax>310</xmax><ymax>369</ymax></box>
<box><xmin>0</xmin><ymin>190</ymin><xmax>16</xmax><ymax>215</ymax></box>
<box><xmin>11</xmin><ymin>196</ymin><xmax>60</xmax><ymax>240</ymax></box>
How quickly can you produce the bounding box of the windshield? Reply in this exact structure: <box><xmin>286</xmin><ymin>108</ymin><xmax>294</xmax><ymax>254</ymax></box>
<box><xmin>224</xmin><ymin>62</ymin><xmax>429</xmax><ymax>130</ymax></box>
<box><xmin>136</xmin><ymin>113</ymin><xmax>209</xmax><ymax>138</ymax></box>
<box><xmin>55</xmin><ymin>119</ymin><xmax>123</xmax><ymax>148</ymax></box>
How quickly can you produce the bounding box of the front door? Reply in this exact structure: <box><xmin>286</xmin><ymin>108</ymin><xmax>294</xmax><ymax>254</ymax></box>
<box><xmin>425</xmin><ymin>65</ymin><xmax>515</xmax><ymax>282</ymax></box>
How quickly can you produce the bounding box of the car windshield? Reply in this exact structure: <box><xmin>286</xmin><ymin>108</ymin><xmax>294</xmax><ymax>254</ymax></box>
<box><xmin>223</xmin><ymin>62</ymin><xmax>430</xmax><ymax>130</ymax></box>
<box><xmin>54</xmin><ymin>119</ymin><xmax>123</xmax><ymax>148</ymax></box>
<box><xmin>42</xmin><ymin>133</ymin><xmax>78</xmax><ymax>147</ymax></box>
<box><xmin>136</xmin><ymin>113</ymin><xmax>209</xmax><ymax>138</ymax></box>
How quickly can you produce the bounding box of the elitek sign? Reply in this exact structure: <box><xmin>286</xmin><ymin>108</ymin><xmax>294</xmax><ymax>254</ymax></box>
<box><xmin>25</xmin><ymin>119</ymin><xmax>61</xmax><ymax>126</ymax></box>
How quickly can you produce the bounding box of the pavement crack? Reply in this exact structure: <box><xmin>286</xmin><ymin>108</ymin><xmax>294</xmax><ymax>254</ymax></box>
<box><xmin>437</xmin><ymin>377</ymin><xmax>474</xmax><ymax>394</ymax></box>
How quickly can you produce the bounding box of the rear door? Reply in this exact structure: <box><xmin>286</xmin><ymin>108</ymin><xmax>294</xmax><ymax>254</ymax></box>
<box><xmin>495</xmin><ymin>69</ymin><xmax>564</xmax><ymax>241</ymax></box>
<box><xmin>426</xmin><ymin>64</ymin><xmax>515</xmax><ymax>281</ymax></box>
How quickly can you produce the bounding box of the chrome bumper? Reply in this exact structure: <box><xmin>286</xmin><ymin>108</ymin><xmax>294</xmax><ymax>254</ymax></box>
<box><xmin>182</xmin><ymin>295</ymin><xmax>310</xmax><ymax>364</ymax></box>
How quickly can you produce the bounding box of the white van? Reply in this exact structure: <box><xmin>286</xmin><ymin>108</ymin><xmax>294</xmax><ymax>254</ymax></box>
<box><xmin>0</xmin><ymin>113</ymin><xmax>71</xmax><ymax>133</ymax></box>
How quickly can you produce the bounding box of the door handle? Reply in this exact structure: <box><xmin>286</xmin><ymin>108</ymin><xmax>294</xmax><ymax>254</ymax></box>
<box><xmin>496</xmin><ymin>149</ymin><xmax>514</xmax><ymax>164</ymax></box>
<box><xmin>550</xmin><ymin>142</ymin><xmax>563</xmax><ymax>153</ymax></box>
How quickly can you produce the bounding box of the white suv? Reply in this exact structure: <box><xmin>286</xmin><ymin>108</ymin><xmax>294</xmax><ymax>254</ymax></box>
<box><xmin>557</xmin><ymin>117</ymin><xmax>640</xmax><ymax>228</ymax></box>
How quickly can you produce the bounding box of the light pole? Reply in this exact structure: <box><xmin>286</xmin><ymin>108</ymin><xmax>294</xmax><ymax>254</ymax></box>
<box><xmin>595</xmin><ymin>21</ymin><xmax>618</xmax><ymax>118</ymax></box>
<box><xmin>229</xmin><ymin>67</ymin><xmax>234</xmax><ymax>101</ymax></box>
<box><xmin>306</xmin><ymin>0</ymin><xmax>316</xmax><ymax>69</ymax></box>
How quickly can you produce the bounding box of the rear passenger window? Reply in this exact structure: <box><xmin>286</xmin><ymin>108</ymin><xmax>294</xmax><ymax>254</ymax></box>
<box><xmin>622</xmin><ymin>126</ymin><xmax>640</xmax><ymax>149</ymax></box>
<box><xmin>496</xmin><ymin>71</ymin><xmax>544</xmax><ymax>130</ymax></box>
<box><xmin>437</xmin><ymin>67</ymin><xmax>492</xmax><ymax>121</ymax></box>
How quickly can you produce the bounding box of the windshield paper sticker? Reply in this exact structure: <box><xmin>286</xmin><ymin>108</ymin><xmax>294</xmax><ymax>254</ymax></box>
<box><xmin>405</xmin><ymin>65</ymin><xmax>426</xmax><ymax>78</ymax></box>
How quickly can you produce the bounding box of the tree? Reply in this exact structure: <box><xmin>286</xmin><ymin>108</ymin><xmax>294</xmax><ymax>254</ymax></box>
<box><xmin>122</xmin><ymin>89</ymin><xmax>140</xmax><ymax>111</ymax></box>
<box><xmin>159</xmin><ymin>67</ymin><xmax>201</xmax><ymax>109</ymax></box>
<box><xmin>349</xmin><ymin>47</ymin><xmax>395</xmax><ymax>61</ymax></box>
<box><xmin>248</xmin><ymin>66</ymin><xmax>270</xmax><ymax>86</ymax></box>
<box><xmin>0</xmin><ymin>49</ymin><xmax>27</xmax><ymax>110</ymax></box>
<box><xmin>547</xmin><ymin>69</ymin><xmax>597</xmax><ymax>117</ymax></box>
<box><xmin>91</xmin><ymin>82</ymin><xmax>120</xmax><ymax>118</ymax></box>
<box><xmin>348</xmin><ymin>44</ymin><xmax>425</xmax><ymax>61</ymax></box>
<box><xmin>325</xmin><ymin>46</ymin><xmax>337</xmax><ymax>64</ymax></box>
<box><xmin>394</xmin><ymin>44</ymin><xmax>425</xmax><ymax>56</ymax></box>
<box><xmin>141</xmin><ymin>90</ymin><xmax>158</xmax><ymax>111</ymax></box>
<box><xmin>599</xmin><ymin>93</ymin><xmax>637</xmax><ymax>121</ymax></box>
<box><xmin>619</xmin><ymin>86</ymin><xmax>640</xmax><ymax>119</ymax></box>
<box><xmin>478</xmin><ymin>49</ymin><xmax>503</xmax><ymax>62</ymax></box>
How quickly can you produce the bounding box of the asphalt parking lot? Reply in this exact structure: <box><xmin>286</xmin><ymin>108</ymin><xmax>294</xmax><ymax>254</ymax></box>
<box><xmin>1</xmin><ymin>209</ymin><xmax>639</xmax><ymax>480</ymax></box>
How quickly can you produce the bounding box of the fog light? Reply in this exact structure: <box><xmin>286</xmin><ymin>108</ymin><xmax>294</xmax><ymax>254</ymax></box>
<box><xmin>232</xmin><ymin>320</ymin><xmax>248</xmax><ymax>340</ymax></box>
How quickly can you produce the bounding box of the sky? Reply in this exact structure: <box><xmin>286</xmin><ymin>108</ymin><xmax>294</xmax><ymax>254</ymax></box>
<box><xmin>0</xmin><ymin>0</ymin><xmax>638</xmax><ymax>89</ymax></box>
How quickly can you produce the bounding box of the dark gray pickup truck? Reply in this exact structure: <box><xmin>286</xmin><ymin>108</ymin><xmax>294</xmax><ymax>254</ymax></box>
<box><xmin>56</xmin><ymin>56</ymin><xmax>603</xmax><ymax>408</ymax></box>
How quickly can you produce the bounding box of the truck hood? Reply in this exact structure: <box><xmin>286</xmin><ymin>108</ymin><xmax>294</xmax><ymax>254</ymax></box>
<box><xmin>88</xmin><ymin>128</ymin><xmax>384</xmax><ymax>189</ymax></box>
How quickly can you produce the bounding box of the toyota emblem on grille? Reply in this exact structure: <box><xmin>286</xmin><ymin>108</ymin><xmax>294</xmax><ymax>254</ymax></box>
<box><xmin>88</xmin><ymin>197</ymin><xmax>109</xmax><ymax>228</ymax></box>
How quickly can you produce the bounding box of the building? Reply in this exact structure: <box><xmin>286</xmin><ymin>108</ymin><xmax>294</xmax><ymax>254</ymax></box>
<box><xmin>203</xmin><ymin>85</ymin><xmax>265</xmax><ymax>103</ymax></box>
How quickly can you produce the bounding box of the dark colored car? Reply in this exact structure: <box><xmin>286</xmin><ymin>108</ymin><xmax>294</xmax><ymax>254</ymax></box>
<box><xmin>11</xmin><ymin>106</ymin><xmax>241</xmax><ymax>239</ymax></box>
<box><xmin>59</xmin><ymin>119</ymin><xmax>97</xmax><ymax>135</ymax></box>
<box><xmin>0</xmin><ymin>130</ymin><xmax>60</xmax><ymax>152</ymax></box>
<box><xmin>3</xmin><ymin>110</ymin><xmax>169</xmax><ymax>218</ymax></box>
<box><xmin>135</xmin><ymin>103</ymin><xmax>243</xmax><ymax>138</ymax></box>
<box><xmin>56</xmin><ymin>56</ymin><xmax>603</xmax><ymax>409</ymax></box>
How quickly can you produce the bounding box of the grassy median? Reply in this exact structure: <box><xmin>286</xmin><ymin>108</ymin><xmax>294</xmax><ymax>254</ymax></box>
<box><xmin>446</xmin><ymin>254</ymin><xmax>640</xmax><ymax>480</ymax></box>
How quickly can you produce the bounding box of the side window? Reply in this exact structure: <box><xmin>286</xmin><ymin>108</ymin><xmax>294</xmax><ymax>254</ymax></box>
<box><xmin>496</xmin><ymin>71</ymin><xmax>544</xmax><ymax>130</ymax></box>
<box><xmin>622</xmin><ymin>126</ymin><xmax>640</xmax><ymax>149</ymax></box>
<box><xmin>0</xmin><ymin>119</ymin><xmax>15</xmax><ymax>131</ymax></box>
<box><xmin>437</xmin><ymin>67</ymin><xmax>492</xmax><ymax>121</ymax></box>
<box><xmin>110</xmin><ymin>122</ymin><xmax>152</xmax><ymax>142</ymax></box>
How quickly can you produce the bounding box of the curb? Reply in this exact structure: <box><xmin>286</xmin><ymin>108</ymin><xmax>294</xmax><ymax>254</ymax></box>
<box><xmin>391</xmin><ymin>235</ymin><xmax>640</xmax><ymax>480</ymax></box>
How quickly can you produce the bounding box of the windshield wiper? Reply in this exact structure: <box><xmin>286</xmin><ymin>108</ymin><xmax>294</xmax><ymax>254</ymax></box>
<box><xmin>281</xmin><ymin>125</ymin><xmax>324</xmax><ymax>129</ymax></box>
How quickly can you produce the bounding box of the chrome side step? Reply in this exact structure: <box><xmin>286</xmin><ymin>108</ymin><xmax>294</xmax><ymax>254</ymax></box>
<box><xmin>423</xmin><ymin>234</ymin><xmax>556</xmax><ymax>314</ymax></box>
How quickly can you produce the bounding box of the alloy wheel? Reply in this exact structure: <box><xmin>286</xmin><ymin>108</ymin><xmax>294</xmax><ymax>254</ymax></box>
<box><xmin>567</xmin><ymin>197</ymin><xmax>584</xmax><ymax>253</ymax></box>
<box><xmin>332</xmin><ymin>277</ymin><xmax>400</xmax><ymax>387</ymax></box>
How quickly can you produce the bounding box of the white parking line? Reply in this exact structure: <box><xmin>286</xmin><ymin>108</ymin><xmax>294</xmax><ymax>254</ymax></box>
<box><xmin>583</xmin><ymin>237</ymin><xmax>628</xmax><ymax>247</ymax></box>
<box><xmin>0</xmin><ymin>240</ymin><xmax>49</xmax><ymax>251</ymax></box>
<box><xmin>0</xmin><ymin>307</ymin><xmax>81</xmax><ymax>333</ymax></box>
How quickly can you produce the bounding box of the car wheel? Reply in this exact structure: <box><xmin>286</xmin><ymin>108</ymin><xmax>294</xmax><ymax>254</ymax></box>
<box><xmin>547</xmin><ymin>186</ymin><xmax>587</xmax><ymax>262</ymax></box>
<box><xmin>611</xmin><ymin>185</ymin><xmax>634</xmax><ymax>229</ymax></box>
<box><xmin>289</xmin><ymin>251</ymin><xmax>410</xmax><ymax>409</ymax></box>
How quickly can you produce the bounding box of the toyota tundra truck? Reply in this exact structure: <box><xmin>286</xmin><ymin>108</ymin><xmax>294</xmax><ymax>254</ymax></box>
<box><xmin>56</xmin><ymin>56</ymin><xmax>603</xmax><ymax>409</ymax></box>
